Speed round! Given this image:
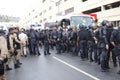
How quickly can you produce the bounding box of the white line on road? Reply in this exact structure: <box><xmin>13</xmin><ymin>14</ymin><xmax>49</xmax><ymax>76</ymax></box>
<box><xmin>53</xmin><ymin>56</ymin><xmax>100</xmax><ymax>80</ymax></box>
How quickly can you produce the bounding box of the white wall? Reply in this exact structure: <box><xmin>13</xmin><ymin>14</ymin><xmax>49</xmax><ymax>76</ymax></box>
<box><xmin>20</xmin><ymin>0</ymin><xmax>120</xmax><ymax>28</ymax></box>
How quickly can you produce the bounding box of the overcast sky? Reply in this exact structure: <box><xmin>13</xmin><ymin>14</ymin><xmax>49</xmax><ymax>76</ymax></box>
<box><xmin>0</xmin><ymin>0</ymin><xmax>39</xmax><ymax>17</ymax></box>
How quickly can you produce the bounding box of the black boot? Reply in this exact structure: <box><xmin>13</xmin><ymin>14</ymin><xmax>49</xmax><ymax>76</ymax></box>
<box><xmin>117</xmin><ymin>71</ymin><xmax>120</xmax><ymax>74</ymax></box>
<box><xmin>17</xmin><ymin>60</ymin><xmax>22</xmax><ymax>65</ymax></box>
<box><xmin>24</xmin><ymin>55</ymin><xmax>27</xmax><ymax>57</ymax></box>
<box><xmin>114</xmin><ymin>63</ymin><xmax>117</xmax><ymax>67</ymax></box>
<box><xmin>101</xmin><ymin>68</ymin><xmax>107</xmax><ymax>72</ymax></box>
<box><xmin>44</xmin><ymin>51</ymin><xmax>47</xmax><ymax>55</ymax></box>
<box><xmin>14</xmin><ymin>63</ymin><xmax>20</xmax><ymax>69</ymax></box>
<box><xmin>48</xmin><ymin>52</ymin><xmax>51</xmax><ymax>55</ymax></box>
<box><xmin>38</xmin><ymin>53</ymin><xmax>41</xmax><ymax>56</ymax></box>
<box><xmin>6</xmin><ymin>65</ymin><xmax>12</xmax><ymax>71</ymax></box>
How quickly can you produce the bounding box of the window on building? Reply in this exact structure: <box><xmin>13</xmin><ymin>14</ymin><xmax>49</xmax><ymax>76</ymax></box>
<box><xmin>35</xmin><ymin>15</ymin><xmax>37</xmax><ymax>18</ymax></box>
<box><xmin>49</xmin><ymin>6</ymin><xmax>52</xmax><ymax>10</ymax></box>
<box><xmin>39</xmin><ymin>12</ymin><xmax>42</xmax><ymax>16</ymax></box>
<box><xmin>56</xmin><ymin>0</ymin><xmax>61</xmax><ymax>6</ymax></box>
<box><xmin>43</xmin><ymin>10</ymin><xmax>46</xmax><ymax>14</ymax></box>
<box><xmin>112</xmin><ymin>21</ymin><xmax>120</xmax><ymax>27</ymax></box>
<box><xmin>49</xmin><ymin>16</ymin><xmax>52</xmax><ymax>19</ymax></box>
<box><xmin>82</xmin><ymin>0</ymin><xmax>87</xmax><ymax>2</ymax></box>
<box><xmin>104</xmin><ymin>1</ymin><xmax>120</xmax><ymax>10</ymax></box>
<box><xmin>32</xmin><ymin>9</ymin><xmax>35</xmax><ymax>12</ymax></box>
<box><xmin>42</xmin><ymin>0</ymin><xmax>46</xmax><ymax>3</ymax></box>
<box><xmin>104</xmin><ymin>5</ymin><xmax>112</xmax><ymax>10</ymax></box>
<box><xmin>56</xmin><ymin>12</ymin><xmax>62</xmax><ymax>16</ymax></box>
<box><xmin>40</xmin><ymin>20</ymin><xmax>42</xmax><ymax>23</ymax></box>
<box><xmin>65</xmin><ymin>7</ymin><xmax>74</xmax><ymax>15</ymax></box>
<box><xmin>29</xmin><ymin>13</ymin><xmax>30</xmax><ymax>16</ymax></box>
<box><xmin>64</xmin><ymin>0</ymin><xmax>67</xmax><ymax>2</ymax></box>
<box><xmin>82</xmin><ymin>6</ymin><xmax>101</xmax><ymax>14</ymax></box>
<box><xmin>43</xmin><ymin>18</ymin><xmax>47</xmax><ymax>21</ymax></box>
<box><xmin>117</xmin><ymin>21</ymin><xmax>120</xmax><ymax>27</ymax></box>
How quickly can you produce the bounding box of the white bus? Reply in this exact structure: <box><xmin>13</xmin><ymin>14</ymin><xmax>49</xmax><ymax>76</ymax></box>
<box><xmin>45</xmin><ymin>14</ymin><xmax>95</xmax><ymax>29</ymax></box>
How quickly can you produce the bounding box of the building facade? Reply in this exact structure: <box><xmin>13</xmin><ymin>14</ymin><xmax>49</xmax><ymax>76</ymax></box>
<box><xmin>19</xmin><ymin>0</ymin><xmax>120</xmax><ymax>28</ymax></box>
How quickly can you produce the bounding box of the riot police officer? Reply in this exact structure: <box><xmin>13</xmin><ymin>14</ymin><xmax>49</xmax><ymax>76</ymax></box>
<box><xmin>87</xmin><ymin>26</ymin><xmax>95</xmax><ymax>62</ymax></box>
<box><xmin>106</xmin><ymin>22</ymin><xmax>116</xmax><ymax>68</ymax></box>
<box><xmin>110</xmin><ymin>26</ymin><xmax>120</xmax><ymax>74</ymax></box>
<box><xmin>61</xmin><ymin>28</ymin><xmax>68</xmax><ymax>53</ymax></box>
<box><xmin>34</xmin><ymin>30</ymin><xmax>41</xmax><ymax>56</ymax></box>
<box><xmin>43</xmin><ymin>29</ymin><xmax>51</xmax><ymax>55</ymax></box>
<box><xmin>29</xmin><ymin>29</ymin><xmax>37</xmax><ymax>55</ymax></box>
<box><xmin>97</xmin><ymin>20</ymin><xmax>109</xmax><ymax>72</ymax></box>
<box><xmin>56</xmin><ymin>28</ymin><xmax>62</xmax><ymax>54</ymax></box>
<box><xmin>51</xmin><ymin>27</ymin><xmax>58</xmax><ymax>50</ymax></box>
<box><xmin>77</xmin><ymin>24</ymin><xmax>89</xmax><ymax>60</ymax></box>
<box><xmin>69</xmin><ymin>27</ymin><xmax>78</xmax><ymax>55</ymax></box>
<box><xmin>0</xmin><ymin>30</ymin><xmax>8</xmax><ymax>80</ymax></box>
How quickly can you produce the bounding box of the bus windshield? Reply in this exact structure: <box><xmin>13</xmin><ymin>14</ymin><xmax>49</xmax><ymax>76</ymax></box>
<box><xmin>70</xmin><ymin>16</ymin><xmax>93</xmax><ymax>27</ymax></box>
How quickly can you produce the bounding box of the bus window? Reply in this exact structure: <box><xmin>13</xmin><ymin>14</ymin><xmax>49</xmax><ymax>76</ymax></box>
<box><xmin>70</xmin><ymin>16</ymin><xmax>93</xmax><ymax>27</ymax></box>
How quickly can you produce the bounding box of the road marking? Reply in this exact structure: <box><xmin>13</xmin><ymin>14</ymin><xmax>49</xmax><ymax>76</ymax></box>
<box><xmin>53</xmin><ymin>56</ymin><xmax>100</xmax><ymax>80</ymax></box>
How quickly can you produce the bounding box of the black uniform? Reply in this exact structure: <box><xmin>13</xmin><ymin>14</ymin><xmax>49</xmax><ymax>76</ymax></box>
<box><xmin>35</xmin><ymin>30</ymin><xmax>41</xmax><ymax>56</ymax></box>
<box><xmin>106</xmin><ymin>25</ymin><xmax>115</xmax><ymax>68</ymax></box>
<box><xmin>110</xmin><ymin>28</ymin><xmax>120</xmax><ymax>74</ymax></box>
<box><xmin>97</xmin><ymin>26</ymin><xmax>109</xmax><ymax>72</ymax></box>
<box><xmin>94</xmin><ymin>29</ymin><xmax>99</xmax><ymax>63</ymax></box>
<box><xmin>30</xmin><ymin>30</ymin><xmax>37</xmax><ymax>55</ymax></box>
<box><xmin>43</xmin><ymin>30</ymin><xmax>51</xmax><ymax>55</ymax></box>
<box><xmin>56</xmin><ymin>29</ymin><xmax>62</xmax><ymax>54</ymax></box>
<box><xmin>61</xmin><ymin>29</ymin><xmax>68</xmax><ymax>53</ymax></box>
<box><xmin>69</xmin><ymin>29</ymin><xmax>78</xmax><ymax>55</ymax></box>
<box><xmin>78</xmin><ymin>28</ymin><xmax>89</xmax><ymax>60</ymax></box>
<box><xmin>51</xmin><ymin>30</ymin><xmax>58</xmax><ymax>50</ymax></box>
<box><xmin>87</xmin><ymin>29</ymin><xmax>95</xmax><ymax>62</ymax></box>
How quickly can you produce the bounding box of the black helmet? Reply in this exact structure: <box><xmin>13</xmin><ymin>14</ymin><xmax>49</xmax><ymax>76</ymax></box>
<box><xmin>77</xmin><ymin>23</ymin><xmax>85</xmax><ymax>29</ymax></box>
<box><xmin>101</xmin><ymin>20</ymin><xmax>109</xmax><ymax>26</ymax></box>
<box><xmin>109</xmin><ymin>21</ymin><xmax>114</xmax><ymax>28</ymax></box>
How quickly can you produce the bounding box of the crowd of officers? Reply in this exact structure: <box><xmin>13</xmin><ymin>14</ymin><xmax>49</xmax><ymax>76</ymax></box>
<box><xmin>41</xmin><ymin>20</ymin><xmax>120</xmax><ymax>74</ymax></box>
<box><xmin>0</xmin><ymin>20</ymin><xmax>120</xmax><ymax>80</ymax></box>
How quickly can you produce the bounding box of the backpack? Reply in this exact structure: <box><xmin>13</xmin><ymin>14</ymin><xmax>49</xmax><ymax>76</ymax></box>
<box><xmin>0</xmin><ymin>60</ymin><xmax>4</xmax><ymax>75</ymax></box>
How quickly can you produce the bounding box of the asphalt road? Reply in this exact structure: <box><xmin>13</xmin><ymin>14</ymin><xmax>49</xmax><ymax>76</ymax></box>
<box><xmin>6</xmin><ymin>48</ymin><xmax>120</xmax><ymax>80</ymax></box>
